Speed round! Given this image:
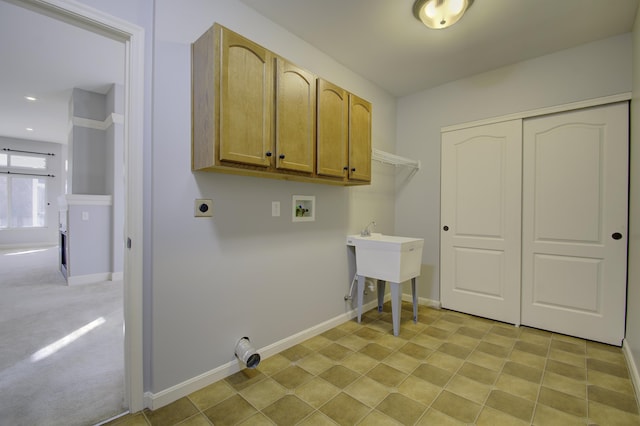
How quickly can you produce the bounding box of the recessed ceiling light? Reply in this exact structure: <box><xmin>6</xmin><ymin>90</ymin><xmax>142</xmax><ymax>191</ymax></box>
<box><xmin>24</xmin><ymin>96</ymin><xmax>37</xmax><ymax>101</ymax></box>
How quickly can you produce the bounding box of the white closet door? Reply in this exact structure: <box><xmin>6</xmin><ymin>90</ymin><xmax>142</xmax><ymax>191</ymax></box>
<box><xmin>441</xmin><ymin>120</ymin><xmax>522</xmax><ymax>325</ymax></box>
<box><xmin>521</xmin><ymin>103</ymin><xmax>628</xmax><ymax>345</ymax></box>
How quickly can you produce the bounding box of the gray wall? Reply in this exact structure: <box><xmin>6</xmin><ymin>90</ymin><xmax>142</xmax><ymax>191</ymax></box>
<box><xmin>395</xmin><ymin>33</ymin><xmax>633</xmax><ymax>302</ymax></box>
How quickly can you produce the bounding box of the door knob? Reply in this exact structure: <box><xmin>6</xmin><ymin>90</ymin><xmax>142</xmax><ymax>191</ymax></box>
<box><xmin>612</xmin><ymin>232</ymin><xmax>623</xmax><ymax>240</ymax></box>
<box><xmin>443</xmin><ymin>225</ymin><xmax>449</xmax><ymax>231</ymax></box>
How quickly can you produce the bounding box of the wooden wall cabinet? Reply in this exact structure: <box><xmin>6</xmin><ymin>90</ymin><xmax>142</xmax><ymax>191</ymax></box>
<box><xmin>192</xmin><ymin>23</ymin><xmax>371</xmax><ymax>186</ymax></box>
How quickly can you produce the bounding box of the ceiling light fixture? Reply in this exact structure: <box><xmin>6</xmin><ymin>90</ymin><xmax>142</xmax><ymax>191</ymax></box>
<box><xmin>413</xmin><ymin>0</ymin><xmax>473</xmax><ymax>29</ymax></box>
<box><xmin>24</xmin><ymin>96</ymin><xmax>37</xmax><ymax>101</ymax></box>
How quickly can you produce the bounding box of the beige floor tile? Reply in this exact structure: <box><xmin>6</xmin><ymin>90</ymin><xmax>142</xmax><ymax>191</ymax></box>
<box><xmin>455</xmin><ymin>325</ymin><xmax>487</xmax><ymax>340</ymax></box>
<box><xmin>261</xmin><ymin>395</ymin><xmax>314</xmax><ymax>425</ymax></box>
<box><xmin>295</xmin><ymin>377</ymin><xmax>340</xmax><ymax>408</ymax></box>
<box><xmin>319</xmin><ymin>343</ymin><xmax>353</xmax><ymax>361</ymax></box>
<box><xmin>483</xmin><ymin>333</ymin><xmax>517</xmax><ymax>349</ymax></box>
<box><xmin>490</xmin><ymin>324</ymin><xmax>521</xmax><ymax>339</ymax></box>
<box><xmin>359</xmin><ymin>343</ymin><xmax>392</xmax><ymax>361</ymax></box>
<box><xmin>475</xmin><ymin>341</ymin><xmax>510</xmax><ymax>358</ymax></box>
<box><xmin>551</xmin><ymin>333</ymin><xmax>587</xmax><ymax>347</ymax></box>
<box><xmin>587</xmin><ymin>369</ymin><xmax>636</xmax><ymax>394</ymax></box>
<box><xmin>513</xmin><ymin>340</ymin><xmax>549</xmax><ymax>357</ymax></box>
<box><xmin>280</xmin><ymin>344</ymin><xmax>313</xmax><ymax>361</ymax></box>
<box><xmin>484</xmin><ymin>390</ymin><xmax>535</xmax><ymax>423</ymax></box>
<box><xmin>427</xmin><ymin>350</ymin><xmax>465</xmax><ymax>372</ymax></box>
<box><xmin>549</xmin><ymin>347</ymin><xmax>586</xmax><ymax>368</ymax></box>
<box><xmin>239</xmin><ymin>378</ymin><xmax>287</xmax><ymax>410</ymax></box>
<box><xmin>178</xmin><ymin>413</ymin><xmax>219</xmax><ymax>426</ymax></box>
<box><xmin>538</xmin><ymin>386</ymin><xmax>588</xmax><ymax>418</ymax></box>
<box><xmin>532</xmin><ymin>403</ymin><xmax>587</xmax><ymax>426</ymax></box>
<box><xmin>445</xmin><ymin>374</ymin><xmax>491</xmax><ymax>403</ymax></box>
<box><xmin>494</xmin><ymin>373</ymin><xmax>540</xmax><ymax>402</ymax></box>
<box><xmin>410</xmin><ymin>332</ymin><xmax>445</xmax><ymax>350</ymax></box>
<box><xmin>225</xmin><ymin>368</ymin><xmax>266</xmax><ymax>391</ymax></box>
<box><xmin>457</xmin><ymin>361</ymin><xmax>499</xmax><ymax>385</ymax></box>
<box><xmin>542</xmin><ymin>370</ymin><xmax>587</xmax><ymax>399</ymax></box>
<box><xmin>301</xmin><ymin>335</ymin><xmax>333</xmax><ymax>351</ymax></box>
<box><xmin>188</xmin><ymin>380</ymin><xmax>236</xmax><ymax>410</ymax></box>
<box><xmin>339</xmin><ymin>351</ymin><xmax>379</xmax><ymax>375</ymax></box>
<box><xmin>476</xmin><ymin>406</ymin><xmax>530</xmax><ymax>426</ymax></box>
<box><xmin>321</xmin><ymin>327</ymin><xmax>348</xmax><ymax>341</ymax></box>
<box><xmin>344</xmin><ymin>376</ymin><xmax>390</xmax><ymax>407</ymax></box>
<box><xmin>366</xmin><ymin>363</ymin><xmax>407</xmax><ymax>388</ymax></box>
<box><xmin>383</xmin><ymin>351</ymin><xmax>421</xmax><ymax>373</ymax></box>
<box><xmin>271</xmin><ymin>365</ymin><xmax>314</xmax><ymax>389</ymax></box>
<box><xmin>587</xmin><ymin>357</ymin><xmax>630</xmax><ymax>378</ymax></box>
<box><xmin>433</xmin><ymin>319</ymin><xmax>462</xmax><ymax>332</ymax></box>
<box><xmin>237</xmin><ymin>413</ymin><xmax>275</xmax><ymax>425</ymax></box>
<box><xmin>144</xmin><ymin>397</ymin><xmax>198</xmax><ymax>426</ymax></box>
<box><xmin>397</xmin><ymin>375</ymin><xmax>442</xmax><ymax>406</ymax></box>
<box><xmin>551</xmin><ymin>339</ymin><xmax>586</xmax><ymax>355</ymax></box>
<box><xmin>546</xmin><ymin>359</ymin><xmax>587</xmax><ymax>381</ymax></box>
<box><xmin>256</xmin><ymin>354</ymin><xmax>291</xmax><ymax>376</ymax></box>
<box><xmin>431</xmin><ymin>390</ymin><xmax>482</xmax><ymax>423</ymax></box>
<box><xmin>203</xmin><ymin>394</ymin><xmax>257</xmax><ymax>425</ymax></box>
<box><xmin>397</xmin><ymin>342</ymin><xmax>432</xmax><ymax>360</ymax></box>
<box><xmin>412</xmin><ymin>363</ymin><xmax>452</xmax><ymax>387</ymax></box>
<box><xmin>376</xmin><ymin>392</ymin><xmax>426</xmax><ymax>425</ymax></box>
<box><xmin>356</xmin><ymin>410</ymin><xmax>402</xmax><ymax>425</ymax></box>
<box><xmin>296</xmin><ymin>353</ymin><xmax>334</xmax><ymax>376</ymax></box>
<box><xmin>319</xmin><ymin>392</ymin><xmax>370</xmax><ymax>425</ymax></box>
<box><xmin>447</xmin><ymin>332</ymin><xmax>482</xmax><ymax>348</ymax></box>
<box><xmin>588</xmin><ymin>401</ymin><xmax>640</xmax><ymax>426</ymax></box>
<box><xmin>467</xmin><ymin>350</ymin><xmax>506</xmax><ymax>372</ymax></box>
<box><xmin>422</xmin><ymin>325</ymin><xmax>453</xmax><ymax>339</ymax></box>
<box><xmin>335</xmin><ymin>333</ymin><xmax>369</xmax><ymax>351</ymax></box>
<box><xmin>438</xmin><ymin>342</ymin><xmax>473</xmax><ymax>359</ymax></box>
<box><xmin>502</xmin><ymin>360</ymin><xmax>543</xmax><ymax>383</ymax></box>
<box><xmin>296</xmin><ymin>411</ymin><xmax>339</xmax><ymax>426</ymax></box>
<box><xmin>376</xmin><ymin>334</ymin><xmax>408</xmax><ymax>350</ymax></box>
<box><xmin>416</xmin><ymin>408</ymin><xmax>467</xmax><ymax>425</ymax></box>
<box><xmin>509</xmin><ymin>349</ymin><xmax>547</xmax><ymax>370</ymax></box>
<box><xmin>353</xmin><ymin>326</ymin><xmax>384</xmax><ymax>341</ymax></box>
<box><xmin>318</xmin><ymin>365</ymin><xmax>360</xmax><ymax>389</ymax></box>
<box><xmin>588</xmin><ymin>385</ymin><xmax>639</xmax><ymax>414</ymax></box>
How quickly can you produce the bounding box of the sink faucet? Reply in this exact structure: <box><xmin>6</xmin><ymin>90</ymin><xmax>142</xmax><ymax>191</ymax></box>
<box><xmin>361</xmin><ymin>221</ymin><xmax>376</xmax><ymax>237</ymax></box>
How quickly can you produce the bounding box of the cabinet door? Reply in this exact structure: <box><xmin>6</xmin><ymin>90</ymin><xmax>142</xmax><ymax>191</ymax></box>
<box><xmin>219</xmin><ymin>27</ymin><xmax>273</xmax><ymax>167</ymax></box>
<box><xmin>521</xmin><ymin>103</ymin><xmax>628</xmax><ymax>345</ymax></box>
<box><xmin>440</xmin><ymin>120</ymin><xmax>522</xmax><ymax>325</ymax></box>
<box><xmin>316</xmin><ymin>79</ymin><xmax>348</xmax><ymax>178</ymax></box>
<box><xmin>275</xmin><ymin>58</ymin><xmax>315</xmax><ymax>173</ymax></box>
<box><xmin>348</xmin><ymin>94</ymin><xmax>372</xmax><ymax>182</ymax></box>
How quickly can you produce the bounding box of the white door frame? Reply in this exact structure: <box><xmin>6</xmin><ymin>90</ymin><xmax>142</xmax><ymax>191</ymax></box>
<box><xmin>14</xmin><ymin>0</ymin><xmax>145</xmax><ymax>412</ymax></box>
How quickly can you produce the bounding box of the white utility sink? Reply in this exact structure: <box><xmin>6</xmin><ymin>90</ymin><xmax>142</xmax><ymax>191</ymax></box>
<box><xmin>346</xmin><ymin>233</ymin><xmax>424</xmax><ymax>283</ymax></box>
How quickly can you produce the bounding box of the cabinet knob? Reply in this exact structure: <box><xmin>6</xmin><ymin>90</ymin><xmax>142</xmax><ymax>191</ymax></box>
<box><xmin>343</xmin><ymin>166</ymin><xmax>349</xmax><ymax>171</ymax></box>
<box><xmin>279</xmin><ymin>154</ymin><xmax>285</xmax><ymax>159</ymax></box>
<box><xmin>266</xmin><ymin>151</ymin><xmax>272</xmax><ymax>157</ymax></box>
<box><xmin>612</xmin><ymin>232</ymin><xmax>623</xmax><ymax>240</ymax></box>
<box><xmin>351</xmin><ymin>168</ymin><xmax>356</xmax><ymax>172</ymax></box>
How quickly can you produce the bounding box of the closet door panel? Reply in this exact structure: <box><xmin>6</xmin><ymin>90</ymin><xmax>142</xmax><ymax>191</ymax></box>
<box><xmin>440</xmin><ymin>119</ymin><xmax>522</xmax><ymax>325</ymax></box>
<box><xmin>521</xmin><ymin>103</ymin><xmax>628</xmax><ymax>345</ymax></box>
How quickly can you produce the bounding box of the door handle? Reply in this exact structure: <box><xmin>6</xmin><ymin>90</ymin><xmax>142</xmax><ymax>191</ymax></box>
<box><xmin>612</xmin><ymin>232</ymin><xmax>623</xmax><ymax>240</ymax></box>
<box><xmin>443</xmin><ymin>225</ymin><xmax>449</xmax><ymax>231</ymax></box>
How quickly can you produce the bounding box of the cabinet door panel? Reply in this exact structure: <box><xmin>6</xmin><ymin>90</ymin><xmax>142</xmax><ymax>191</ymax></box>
<box><xmin>348</xmin><ymin>95</ymin><xmax>371</xmax><ymax>182</ymax></box>
<box><xmin>316</xmin><ymin>79</ymin><xmax>348</xmax><ymax>178</ymax></box>
<box><xmin>275</xmin><ymin>58</ymin><xmax>315</xmax><ymax>173</ymax></box>
<box><xmin>219</xmin><ymin>29</ymin><xmax>272</xmax><ymax>167</ymax></box>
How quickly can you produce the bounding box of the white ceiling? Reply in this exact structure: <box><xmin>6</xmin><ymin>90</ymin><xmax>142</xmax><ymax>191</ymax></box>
<box><xmin>240</xmin><ymin>0</ymin><xmax>639</xmax><ymax>96</ymax></box>
<box><xmin>0</xmin><ymin>0</ymin><xmax>124</xmax><ymax>145</ymax></box>
<box><xmin>0</xmin><ymin>0</ymin><xmax>637</xmax><ymax>145</ymax></box>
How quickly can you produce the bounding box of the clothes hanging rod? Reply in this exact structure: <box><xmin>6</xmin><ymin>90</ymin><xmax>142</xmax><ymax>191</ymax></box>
<box><xmin>0</xmin><ymin>171</ymin><xmax>55</xmax><ymax>178</ymax></box>
<box><xmin>372</xmin><ymin>148</ymin><xmax>420</xmax><ymax>170</ymax></box>
<box><xmin>2</xmin><ymin>148</ymin><xmax>55</xmax><ymax>156</ymax></box>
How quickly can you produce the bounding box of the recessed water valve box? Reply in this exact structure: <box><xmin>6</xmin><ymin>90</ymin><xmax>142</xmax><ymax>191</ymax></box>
<box><xmin>195</xmin><ymin>199</ymin><xmax>213</xmax><ymax>217</ymax></box>
<box><xmin>292</xmin><ymin>195</ymin><xmax>315</xmax><ymax>222</ymax></box>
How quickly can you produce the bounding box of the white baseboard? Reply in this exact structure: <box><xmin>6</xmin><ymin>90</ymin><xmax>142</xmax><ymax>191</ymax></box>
<box><xmin>622</xmin><ymin>339</ymin><xmax>640</xmax><ymax>410</ymax></box>
<box><xmin>402</xmin><ymin>293</ymin><xmax>442</xmax><ymax>309</ymax></box>
<box><xmin>110</xmin><ymin>271</ymin><xmax>123</xmax><ymax>281</ymax></box>
<box><xmin>144</xmin><ymin>295</ymin><xmax>442</xmax><ymax>410</ymax></box>
<box><xmin>145</xmin><ymin>299</ymin><xmax>382</xmax><ymax>410</ymax></box>
<box><xmin>66</xmin><ymin>272</ymin><xmax>111</xmax><ymax>285</ymax></box>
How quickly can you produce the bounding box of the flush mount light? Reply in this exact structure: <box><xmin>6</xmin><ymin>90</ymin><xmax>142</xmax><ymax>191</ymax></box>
<box><xmin>26</xmin><ymin>127</ymin><xmax>34</xmax><ymax>132</ymax></box>
<box><xmin>413</xmin><ymin>0</ymin><xmax>473</xmax><ymax>29</ymax></box>
<box><xmin>24</xmin><ymin>96</ymin><xmax>37</xmax><ymax>101</ymax></box>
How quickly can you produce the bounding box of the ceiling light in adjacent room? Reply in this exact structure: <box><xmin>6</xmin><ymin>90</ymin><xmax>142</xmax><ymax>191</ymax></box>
<box><xmin>26</xmin><ymin>127</ymin><xmax>34</xmax><ymax>132</ymax></box>
<box><xmin>413</xmin><ymin>0</ymin><xmax>473</xmax><ymax>29</ymax></box>
<box><xmin>24</xmin><ymin>96</ymin><xmax>37</xmax><ymax>101</ymax></box>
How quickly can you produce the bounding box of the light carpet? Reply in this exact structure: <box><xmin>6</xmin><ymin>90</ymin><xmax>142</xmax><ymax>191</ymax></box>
<box><xmin>0</xmin><ymin>245</ymin><xmax>125</xmax><ymax>426</ymax></box>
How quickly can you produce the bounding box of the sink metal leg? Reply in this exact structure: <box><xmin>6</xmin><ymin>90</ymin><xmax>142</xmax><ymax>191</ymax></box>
<box><xmin>377</xmin><ymin>280</ymin><xmax>386</xmax><ymax>312</ymax></box>
<box><xmin>390</xmin><ymin>282</ymin><xmax>402</xmax><ymax>336</ymax></box>
<box><xmin>411</xmin><ymin>277</ymin><xmax>418</xmax><ymax>323</ymax></box>
<box><xmin>356</xmin><ymin>274</ymin><xmax>365</xmax><ymax>323</ymax></box>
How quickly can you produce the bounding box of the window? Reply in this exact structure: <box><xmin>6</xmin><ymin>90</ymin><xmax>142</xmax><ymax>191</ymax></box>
<box><xmin>0</xmin><ymin>150</ymin><xmax>50</xmax><ymax>229</ymax></box>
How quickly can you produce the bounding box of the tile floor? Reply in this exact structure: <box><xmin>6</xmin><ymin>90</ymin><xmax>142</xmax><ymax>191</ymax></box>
<box><xmin>107</xmin><ymin>303</ymin><xmax>640</xmax><ymax>425</ymax></box>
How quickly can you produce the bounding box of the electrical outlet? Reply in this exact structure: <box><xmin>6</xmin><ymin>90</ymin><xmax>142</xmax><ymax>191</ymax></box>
<box><xmin>195</xmin><ymin>199</ymin><xmax>213</xmax><ymax>217</ymax></box>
